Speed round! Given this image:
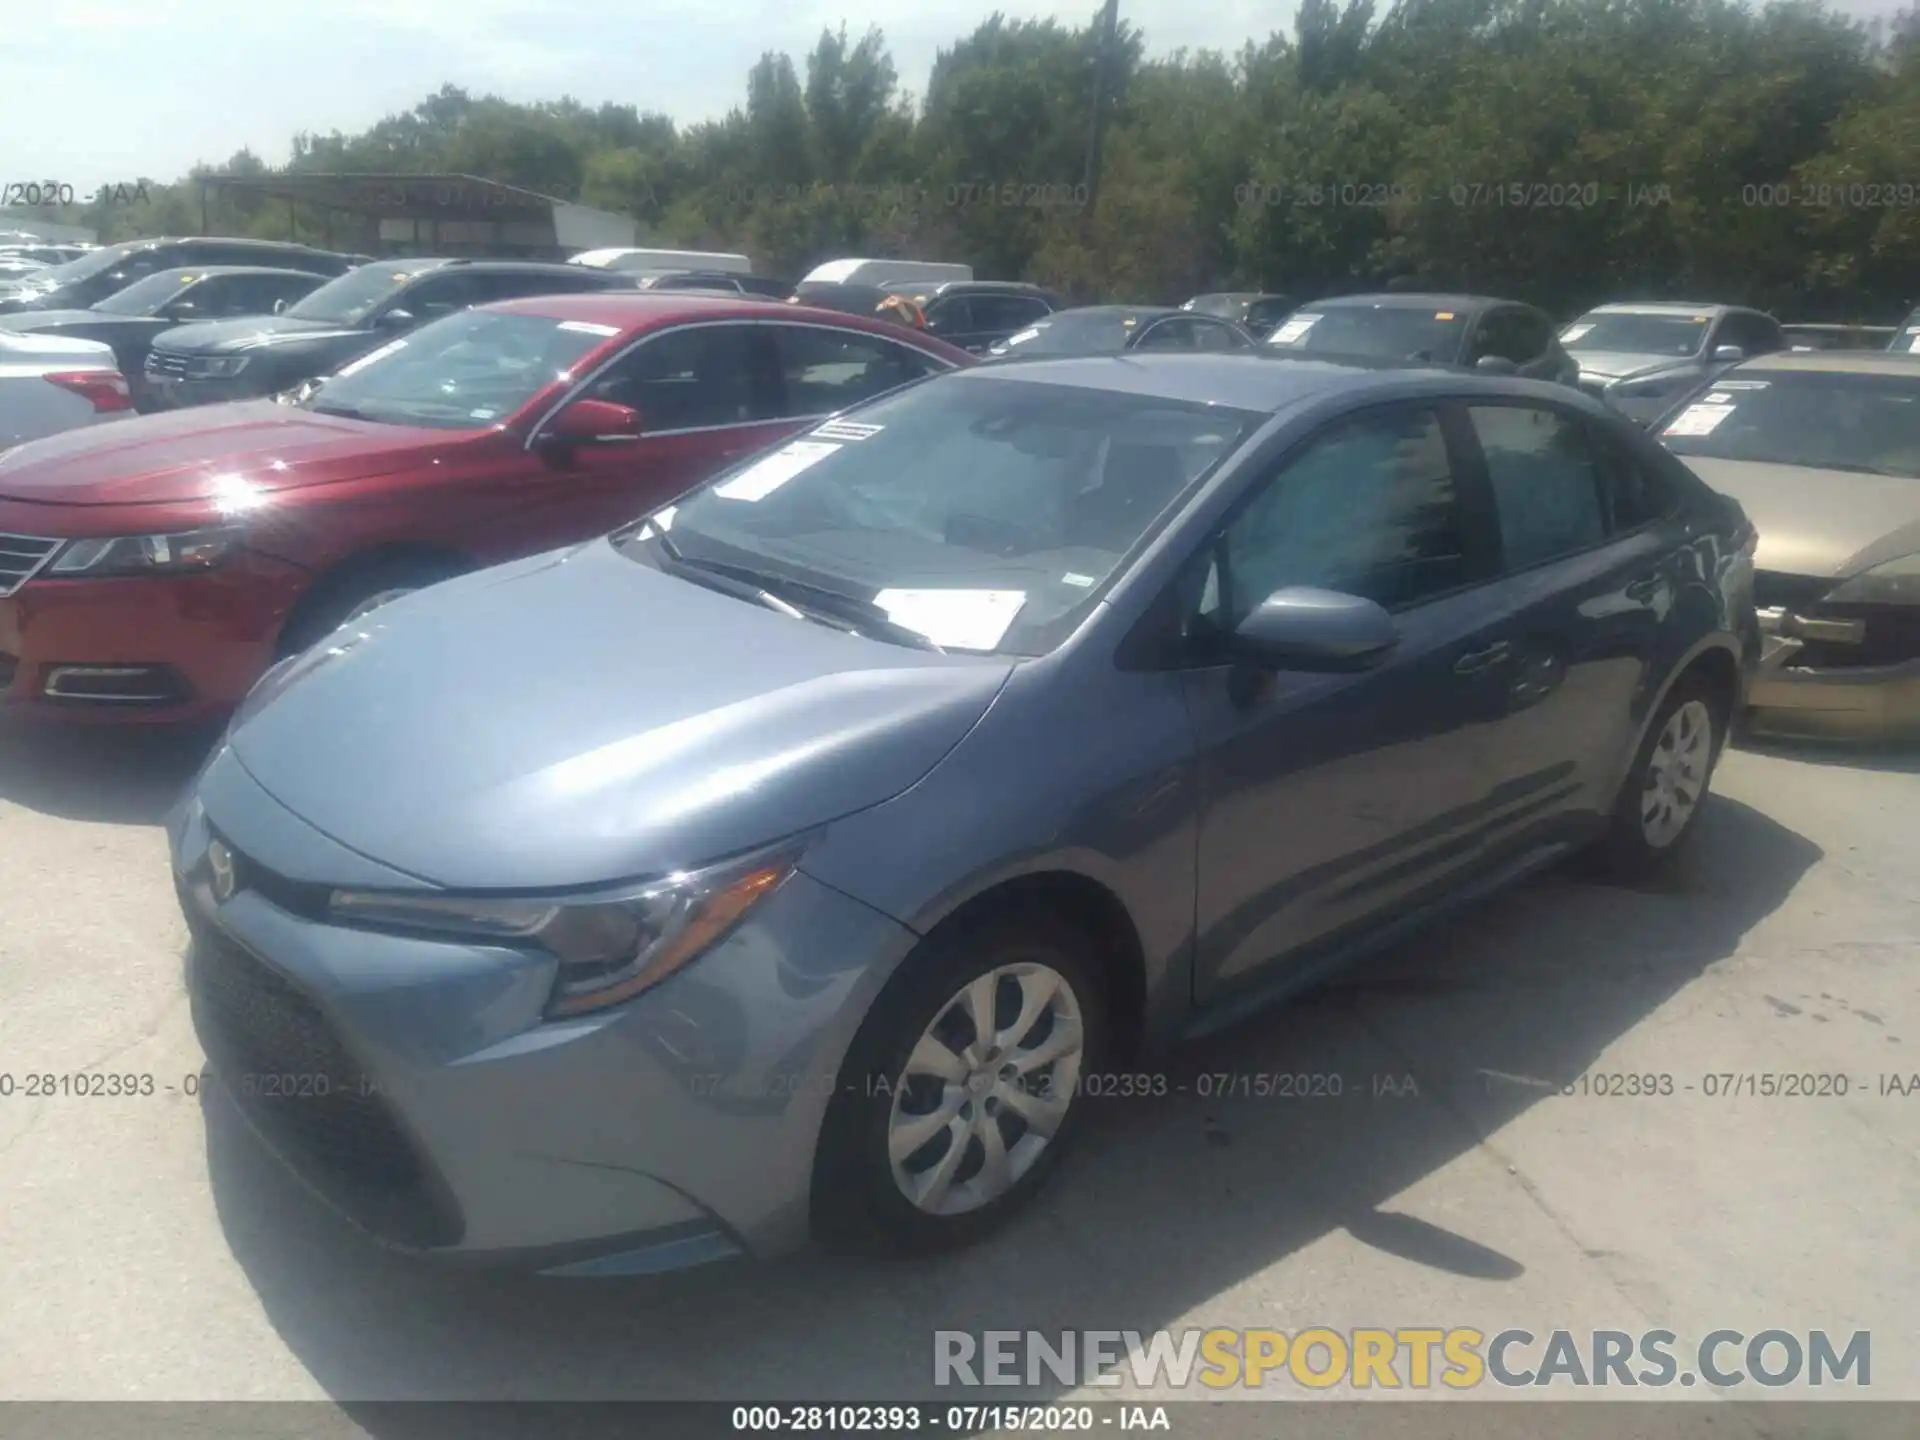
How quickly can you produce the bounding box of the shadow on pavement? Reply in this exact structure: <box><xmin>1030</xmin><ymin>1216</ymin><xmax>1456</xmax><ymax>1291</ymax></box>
<box><xmin>197</xmin><ymin>794</ymin><xmax>1819</xmax><ymax>1414</ymax></box>
<box><xmin>0</xmin><ymin>718</ymin><xmax>220</xmax><ymax>825</ymax></box>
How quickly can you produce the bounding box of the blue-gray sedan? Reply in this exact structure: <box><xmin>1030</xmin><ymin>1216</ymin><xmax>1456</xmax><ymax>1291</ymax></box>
<box><xmin>169</xmin><ymin>354</ymin><xmax>1760</xmax><ymax>1275</ymax></box>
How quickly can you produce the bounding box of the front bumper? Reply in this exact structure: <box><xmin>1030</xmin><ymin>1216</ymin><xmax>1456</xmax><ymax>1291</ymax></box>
<box><xmin>1746</xmin><ymin>609</ymin><xmax>1920</xmax><ymax>741</ymax></box>
<box><xmin>141</xmin><ymin>371</ymin><xmax>265</xmax><ymax>410</ymax></box>
<box><xmin>0</xmin><ymin>533</ymin><xmax>306</xmax><ymax>723</ymax></box>
<box><xmin>168</xmin><ymin>760</ymin><xmax>919</xmax><ymax>1272</ymax></box>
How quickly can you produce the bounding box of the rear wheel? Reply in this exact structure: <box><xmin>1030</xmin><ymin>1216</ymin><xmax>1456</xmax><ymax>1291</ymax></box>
<box><xmin>1592</xmin><ymin>675</ymin><xmax>1724</xmax><ymax>878</ymax></box>
<box><xmin>276</xmin><ymin>554</ymin><xmax>465</xmax><ymax>658</ymax></box>
<box><xmin>812</xmin><ymin>907</ymin><xmax>1108</xmax><ymax>1255</ymax></box>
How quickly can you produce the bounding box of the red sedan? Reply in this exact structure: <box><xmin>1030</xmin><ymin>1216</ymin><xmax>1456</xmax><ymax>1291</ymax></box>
<box><xmin>0</xmin><ymin>293</ymin><xmax>973</xmax><ymax>722</ymax></box>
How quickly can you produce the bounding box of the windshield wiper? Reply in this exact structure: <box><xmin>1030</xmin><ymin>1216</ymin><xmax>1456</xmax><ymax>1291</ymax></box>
<box><xmin>653</xmin><ymin>541</ymin><xmax>945</xmax><ymax>653</ymax></box>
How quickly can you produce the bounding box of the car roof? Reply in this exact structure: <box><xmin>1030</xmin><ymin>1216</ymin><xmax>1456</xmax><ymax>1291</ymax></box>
<box><xmin>1732</xmin><ymin>351</ymin><xmax>1920</xmax><ymax>376</ymax></box>
<box><xmin>951</xmin><ymin>351</ymin><xmax>1611</xmax><ymax>415</ymax></box>
<box><xmin>146</xmin><ymin>265</ymin><xmax>329</xmax><ymax>281</ymax></box>
<box><xmin>1304</xmin><ymin>293</ymin><xmax>1508</xmax><ymax>313</ymax></box>
<box><xmin>125</xmin><ymin>236</ymin><xmax>338</xmax><ymax>253</ymax></box>
<box><xmin>482</xmin><ymin>290</ymin><xmax>963</xmax><ymax>342</ymax></box>
<box><xmin>1043</xmin><ymin>305</ymin><xmax>1184</xmax><ymax>322</ymax></box>
<box><xmin>1585</xmin><ymin>301</ymin><xmax>1743</xmax><ymax>317</ymax></box>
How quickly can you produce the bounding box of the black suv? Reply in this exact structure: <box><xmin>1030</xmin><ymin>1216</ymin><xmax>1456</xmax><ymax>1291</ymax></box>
<box><xmin>886</xmin><ymin>280</ymin><xmax>1061</xmax><ymax>354</ymax></box>
<box><xmin>143</xmin><ymin>258</ymin><xmax>632</xmax><ymax>408</ymax></box>
<box><xmin>0</xmin><ymin>236</ymin><xmax>355</xmax><ymax>316</ymax></box>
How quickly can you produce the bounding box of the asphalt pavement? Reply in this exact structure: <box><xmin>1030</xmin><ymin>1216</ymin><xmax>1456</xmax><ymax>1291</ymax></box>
<box><xmin>0</xmin><ymin>720</ymin><xmax>1914</xmax><ymax>1425</ymax></box>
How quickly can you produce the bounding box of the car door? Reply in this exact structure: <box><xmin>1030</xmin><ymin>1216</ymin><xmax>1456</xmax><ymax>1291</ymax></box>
<box><xmin>524</xmin><ymin>320</ymin><xmax>790</xmax><ymax>536</ymax></box>
<box><xmin>1184</xmin><ymin>402</ymin><xmax>1511</xmax><ymax>1006</ymax></box>
<box><xmin>1449</xmin><ymin>401</ymin><xmax>1686</xmax><ymax>859</ymax></box>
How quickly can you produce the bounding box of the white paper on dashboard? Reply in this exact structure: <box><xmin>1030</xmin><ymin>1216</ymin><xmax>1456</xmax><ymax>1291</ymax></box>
<box><xmin>813</xmin><ymin>419</ymin><xmax>884</xmax><ymax>442</ymax></box>
<box><xmin>713</xmin><ymin>440</ymin><xmax>841</xmax><ymax>501</ymax></box>
<box><xmin>1663</xmin><ymin>403</ymin><xmax>1734</xmax><ymax>437</ymax></box>
<box><xmin>1559</xmin><ymin>323</ymin><xmax>1595</xmax><ymax>343</ymax></box>
<box><xmin>873</xmin><ymin>589</ymin><xmax>1027</xmax><ymax>650</ymax></box>
<box><xmin>1271</xmin><ymin>316</ymin><xmax>1320</xmax><ymax>344</ymax></box>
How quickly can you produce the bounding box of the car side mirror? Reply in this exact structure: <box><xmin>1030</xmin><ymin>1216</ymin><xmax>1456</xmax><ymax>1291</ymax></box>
<box><xmin>540</xmin><ymin>397</ymin><xmax>643</xmax><ymax>447</ymax></box>
<box><xmin>1232</xmin><ymin>587</ymin><xmax>1400</xmax><ymax>671</ymax></box>
<box><xmin>376</xmin><ymin>308</ymin><xmax>415</xmax><ymax>330</ymax></box>
<box><xmin>1713</xmin><ymin>344</ymin><xmax>1744</xmax><ymax>362</ymax></box>
<box><xmin>1474</xmin><ymin>354</ymin><xmax>1519</xmax><ymax>374</ymax></box>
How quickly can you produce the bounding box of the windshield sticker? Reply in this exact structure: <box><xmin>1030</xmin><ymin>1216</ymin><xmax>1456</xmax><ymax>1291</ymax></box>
<box><xmin>873</xmin><ymin>589</ymin><xmax>1027</xmax><ymax>651</ymax></box>
<box><xmin>813</xmin><ymin>419</ymin><xmax>883</xmax><ymax>442</ymax></box>
<box><xmin>713</xmin><ymin>440</ymin><xmax>841</xmax><ymax>501</ymax></box>
<box><xmin>1559</xmin><ymin>323</ymin><xmax>1594</xmax><ymax>343</ymax></box>
<box><xmin>557</xmin><ymin>320</ymin><xmax>620</xmax><ymax>336</ymax></box>
<box><xmin>1003</xmin><ymin>327</ymin><xmax>1040</xmax><ymax>347</ymax></box>
<box><xmin>1663</xmin><ymin>402</ymin><xmax>1735</xmax><ymax>437</ymax></box>
<box><xmin>331</xmin><ymin>339</ymin><xmax>407</xmax><ymax>377</ymax></box>
<box><xmin>1060</xmin><ymin>572</ymin><xmax>1096</xmax><ymax>588</ymax></box>
<box><xmin>1434</xmin><ymin>311</ymin><xmax>1455</xmax><ymax>320</ymax></box>
<box><xmin>1271</xmin><ymin>316</ymin><xmax>1320</xmax><ymax>344</ymax></box>
<box><xmin>1702</xmin><ymin>392</ymin><xmax>1732</xmax><ymax>405</ymax></box>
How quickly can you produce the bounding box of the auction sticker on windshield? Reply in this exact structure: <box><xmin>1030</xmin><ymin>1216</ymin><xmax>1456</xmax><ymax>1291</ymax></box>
<box><xmin>1270</xmin><ymin>316</ymin><xmax>1320</xmax><ymax>345</ymax></box>
<box><xmin>874</xmin><ymin>589</ymin><xmax>1026</xmax><ymax>651</ymax></box>
<box><xmin>1663</xmin><ymin>402</ymin><xmax>1735</xmax><ymax>437</ymax></box>
<box><xmin>713</xmin><ymin>440</ymin><xmax>841</xmax><ymax>501</ymax></box>
<box><xmin>813</xmin><ymin>418</ymin><xmax>883</xmax><ymax>442</ymax></box>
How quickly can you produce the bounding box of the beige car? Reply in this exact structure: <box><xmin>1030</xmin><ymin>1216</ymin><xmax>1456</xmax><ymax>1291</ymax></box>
<box><xmin>1657</xmin><ymin>352</ymin><xmax>1920</xmax><ymax>740</ymax></box>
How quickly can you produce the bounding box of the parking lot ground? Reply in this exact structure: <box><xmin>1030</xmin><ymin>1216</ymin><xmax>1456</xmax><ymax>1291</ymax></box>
<box><xmin>0</xmin><ymin>722</ymin><xmax>1915</xmax><ymax>1413</ymax></box>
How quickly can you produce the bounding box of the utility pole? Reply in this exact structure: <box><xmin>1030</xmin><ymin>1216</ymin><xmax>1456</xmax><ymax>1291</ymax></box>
<box><xmin>1081</xmin><ymin>0</ymin><xmax>1122</xmax><ymax>226</ymax></box>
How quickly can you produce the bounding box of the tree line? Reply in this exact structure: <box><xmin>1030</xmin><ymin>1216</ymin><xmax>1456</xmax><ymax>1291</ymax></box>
<box><xmin>32</xmin><ymin>0</ymin><xmax>1920</xmax><ymax>321</ymax></box>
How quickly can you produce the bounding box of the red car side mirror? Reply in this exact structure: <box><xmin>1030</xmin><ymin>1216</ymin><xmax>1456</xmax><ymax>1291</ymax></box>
<box><xmin>544</xmin><ymin>397</ymin><xmax>642</xmax><ymax>444</ymax></box>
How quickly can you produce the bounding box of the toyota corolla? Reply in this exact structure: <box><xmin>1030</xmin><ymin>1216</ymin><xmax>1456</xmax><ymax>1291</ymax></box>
<box><xmin>171</xmin><ymin>355</ymin><xmax>1755</xmax><ymax>1275</ymax></box>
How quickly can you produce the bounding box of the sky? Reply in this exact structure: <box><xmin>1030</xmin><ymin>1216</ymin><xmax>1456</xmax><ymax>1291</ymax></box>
<box><xmin>1</xmin><ymin>0</ymin><xmax>1910</xmax><ymax>195</ymax></box>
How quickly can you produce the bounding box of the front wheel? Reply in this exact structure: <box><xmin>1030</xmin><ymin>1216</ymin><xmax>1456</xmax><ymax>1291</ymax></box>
<box><xmin>812</xmin><ymin>908</ymin><xmax>1108</xmax><ymax>1255</ymax></box>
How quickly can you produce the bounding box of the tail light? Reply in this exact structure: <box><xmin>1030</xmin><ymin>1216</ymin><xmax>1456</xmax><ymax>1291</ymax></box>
<box><xmin>44</xmin><ymin>370</ymin><xmax>132</xmax><ymax>413</ymax></box>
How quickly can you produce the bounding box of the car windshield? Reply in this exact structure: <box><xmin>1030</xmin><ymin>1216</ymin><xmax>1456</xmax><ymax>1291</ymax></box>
<box><xmin>286</xmin><ymin>262</ymin><xmax>430</xmax><ymax>325</ymax></box>
<box><xmin>1889</xmin><ymin>313</ymin><xmax>1920</xmax><ymax>351</ymax></box>
<box><xmin>998</xmin><ymin>311</ymin><xmax>1148</xmax><ymax>355</ymax></box>
<box><xmin>1562</xmin><ymin>313</ymin><xmax>1710</xmax><ymax>356</ymax></box>
<box><xmin>1660</xmin><ymin>371</ymin><xmax>1920</xmax><ymax>478</ymax></box>
<box><xmin>23</xmin><ymin>243</ymin><xmax>140</xmax><ymax>289</ymax></box>
<box><xmin>89</xmin><ymin>270</ymin><xmax>193</xmax><ymax>316</ymax></box>
<box><xmin>302</xmin><ymin>309</ymin><xmax>612</xmax><ymax>430</ymax></box>
<box><xmin>1266</xmin><ymin>305</ymin><xmax>1466</xmax><ymax>362</ymax></box>
<box><xmin>629</xmin><ymin>374</ymin><xmax>1261</xmax><ymax>655</ymax></box>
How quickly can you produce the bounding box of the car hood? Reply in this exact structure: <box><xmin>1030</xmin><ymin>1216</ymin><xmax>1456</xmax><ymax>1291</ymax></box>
<box><xmin>1571</xmin><ymin>351</ymin><xmax>1697</xmax><ymax>383</ymax></box>
<box><xmin>226</xmin><ymin>539</ymin><xmax>1017</xmax><ymax>890</ymax></box>
<box><xmin>1676</xmin><ymin>456</ymin><xmax>1920</xmax><ymax>578</ymax></box>
<box><xmin>0</xmin><ymin>309</ymin><xmax>142</xmax><ymax>334</ymax></box>
<box><xmin>152</xmin><ymin>314</ymin><xmax>360</xmax><ymax>354</ymax></box>
<box><xmin>0</xmin><ymin>400</ymin><xmax>468</xmax><ymax>506</ymax></box>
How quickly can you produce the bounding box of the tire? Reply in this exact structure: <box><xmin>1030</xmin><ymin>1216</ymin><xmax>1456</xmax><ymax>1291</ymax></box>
<box><xmin>276</xmin><ymin>554</ymin><xmax>465</xmax><ymax>659</ymax></box>
<box><xmin>1591</xmin><ymin>673</ymin><xmax>1726</xmax><ymax>879</ymax></box>
<box><xmin>811</xmin><ymin>906</ymin><xmax>1109</xmax><ymax>1256</ymax></box>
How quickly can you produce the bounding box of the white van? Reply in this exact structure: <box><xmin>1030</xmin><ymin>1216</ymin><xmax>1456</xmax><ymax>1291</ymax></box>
<box><xmin>801</xmin><ymin>258</ymin><xmax>973</xmax><ymax>288</ymax></box>
<box><xmin>570</xmin><ymin>248</ymin><xmax>754</xmax><ymax>276</ymax></box>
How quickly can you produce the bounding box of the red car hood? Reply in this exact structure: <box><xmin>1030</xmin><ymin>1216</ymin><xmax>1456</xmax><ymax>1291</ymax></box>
<box><xmin>0</xmin><ymin>401</ymin><xmax>472</xmax><ymax>507</ymax></box>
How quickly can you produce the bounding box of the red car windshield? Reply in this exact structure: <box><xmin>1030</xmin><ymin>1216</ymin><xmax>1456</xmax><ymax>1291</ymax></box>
<box><xmin>305</xmin><ymin>309</ymin><xmax>615</xmax><ymax>429</ymax></box>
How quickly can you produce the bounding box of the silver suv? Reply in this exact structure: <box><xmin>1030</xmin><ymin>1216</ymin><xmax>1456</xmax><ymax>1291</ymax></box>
<box><xmin>1562</xmin><ymin>302</ymin><xmax>1786</xmax><ymax>423</ymax></box>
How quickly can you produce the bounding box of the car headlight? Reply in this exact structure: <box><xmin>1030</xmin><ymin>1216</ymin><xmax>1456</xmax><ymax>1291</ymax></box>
<box><xmin>49</xmin><ymin>527</ymin><xmax>240</xmax><ymax>577</ymax></box>
<box><xmin>1824</xmin><ymin>552</ymin><xmax>1920</xmax><ymax>606</ymax></box>
<box><xmin>328</xmin><ymin>840</ymin><xmax>807</xmax><ymax>1018</ymax></box>
<box><xmin>187</xmin><ymin>355</ymin><xmax>250</xmax><ymax>378</ymax></box>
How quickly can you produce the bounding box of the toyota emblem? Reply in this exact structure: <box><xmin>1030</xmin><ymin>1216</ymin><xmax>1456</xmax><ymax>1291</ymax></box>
<box><xmin>208</xmin><ymin>840</ymin><xmax>236</xmax><ymax>902</ymax></box>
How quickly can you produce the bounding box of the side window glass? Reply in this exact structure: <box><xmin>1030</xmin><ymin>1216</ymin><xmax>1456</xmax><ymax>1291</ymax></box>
<box><xmin>1468</xmin><ymin>405</ymin><xmax>1607</xmax><ymax>569</ymax></box>
<box><xmin>1191</xmin><ymin>321</ymin><xmax>1248</xmax><ymax>352</ymax></box>
<box><xmin>585</xmin><ymin>325</ymin><xmax>762</xmax><ymax>431</ymax></box>
<box><xmin>397</xmin><ymin>273</ymin><xmax>484</xmax><ymax>322</ymax></box>
<box><xmin>924</xmin><ymin>297</ymin><xmax>976</xmax><ymax>338</ymax></box>
<box><xmin>771</xmin><ymin>325</ymin><xmax>940</xmax><ymax>416</ymax></box>
<box><xmin>184</xmin><ymin>276</ymin><xmax>246</xmax><ymax>317</ymax></box>
<box><xmin>1589</xmin><ymin>423</ymin><xmax>1679</xmax><ymax>532</ymax></box>
<box><xmin>1136</xmin><ymin>319</ymin><xmax>1195</xmax><ymax>351</ymax></box>
<box><xmin>1203</xmin><ymin>407</ymin><xmax>1475</xmax><ymax>624</ymax></box>
<box><xmin>1509</xmin><ymin>311</ymin><xmax>1553</xmax><ymax>361</ymax></box>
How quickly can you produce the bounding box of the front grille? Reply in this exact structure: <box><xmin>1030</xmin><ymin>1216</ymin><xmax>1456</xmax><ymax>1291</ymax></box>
<box><xmin>0</xmin><ymin>533</ymin><xmax>60</xmax><ymax>597</ymax></box>
<box><xmin>1753</xmin><ymin>570</ymin><xmax>1833</xmax><ymax>613</ymax></box>
<box><xmin>187</xmin><ymin>915</ymin><xmax>462</xmax><ymax>1248</ymax></box>
<box><xmin>145</xmin><ymin>350</ymin><xmax>190</xmax><ymax>378</ymax></box>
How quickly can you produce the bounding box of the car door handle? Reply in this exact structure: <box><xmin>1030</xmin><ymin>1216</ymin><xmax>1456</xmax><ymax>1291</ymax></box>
<box><xmin>1454</xmin><ymin>640</ymin><xmax>1512</xmax><ymax>675</ymax></box>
